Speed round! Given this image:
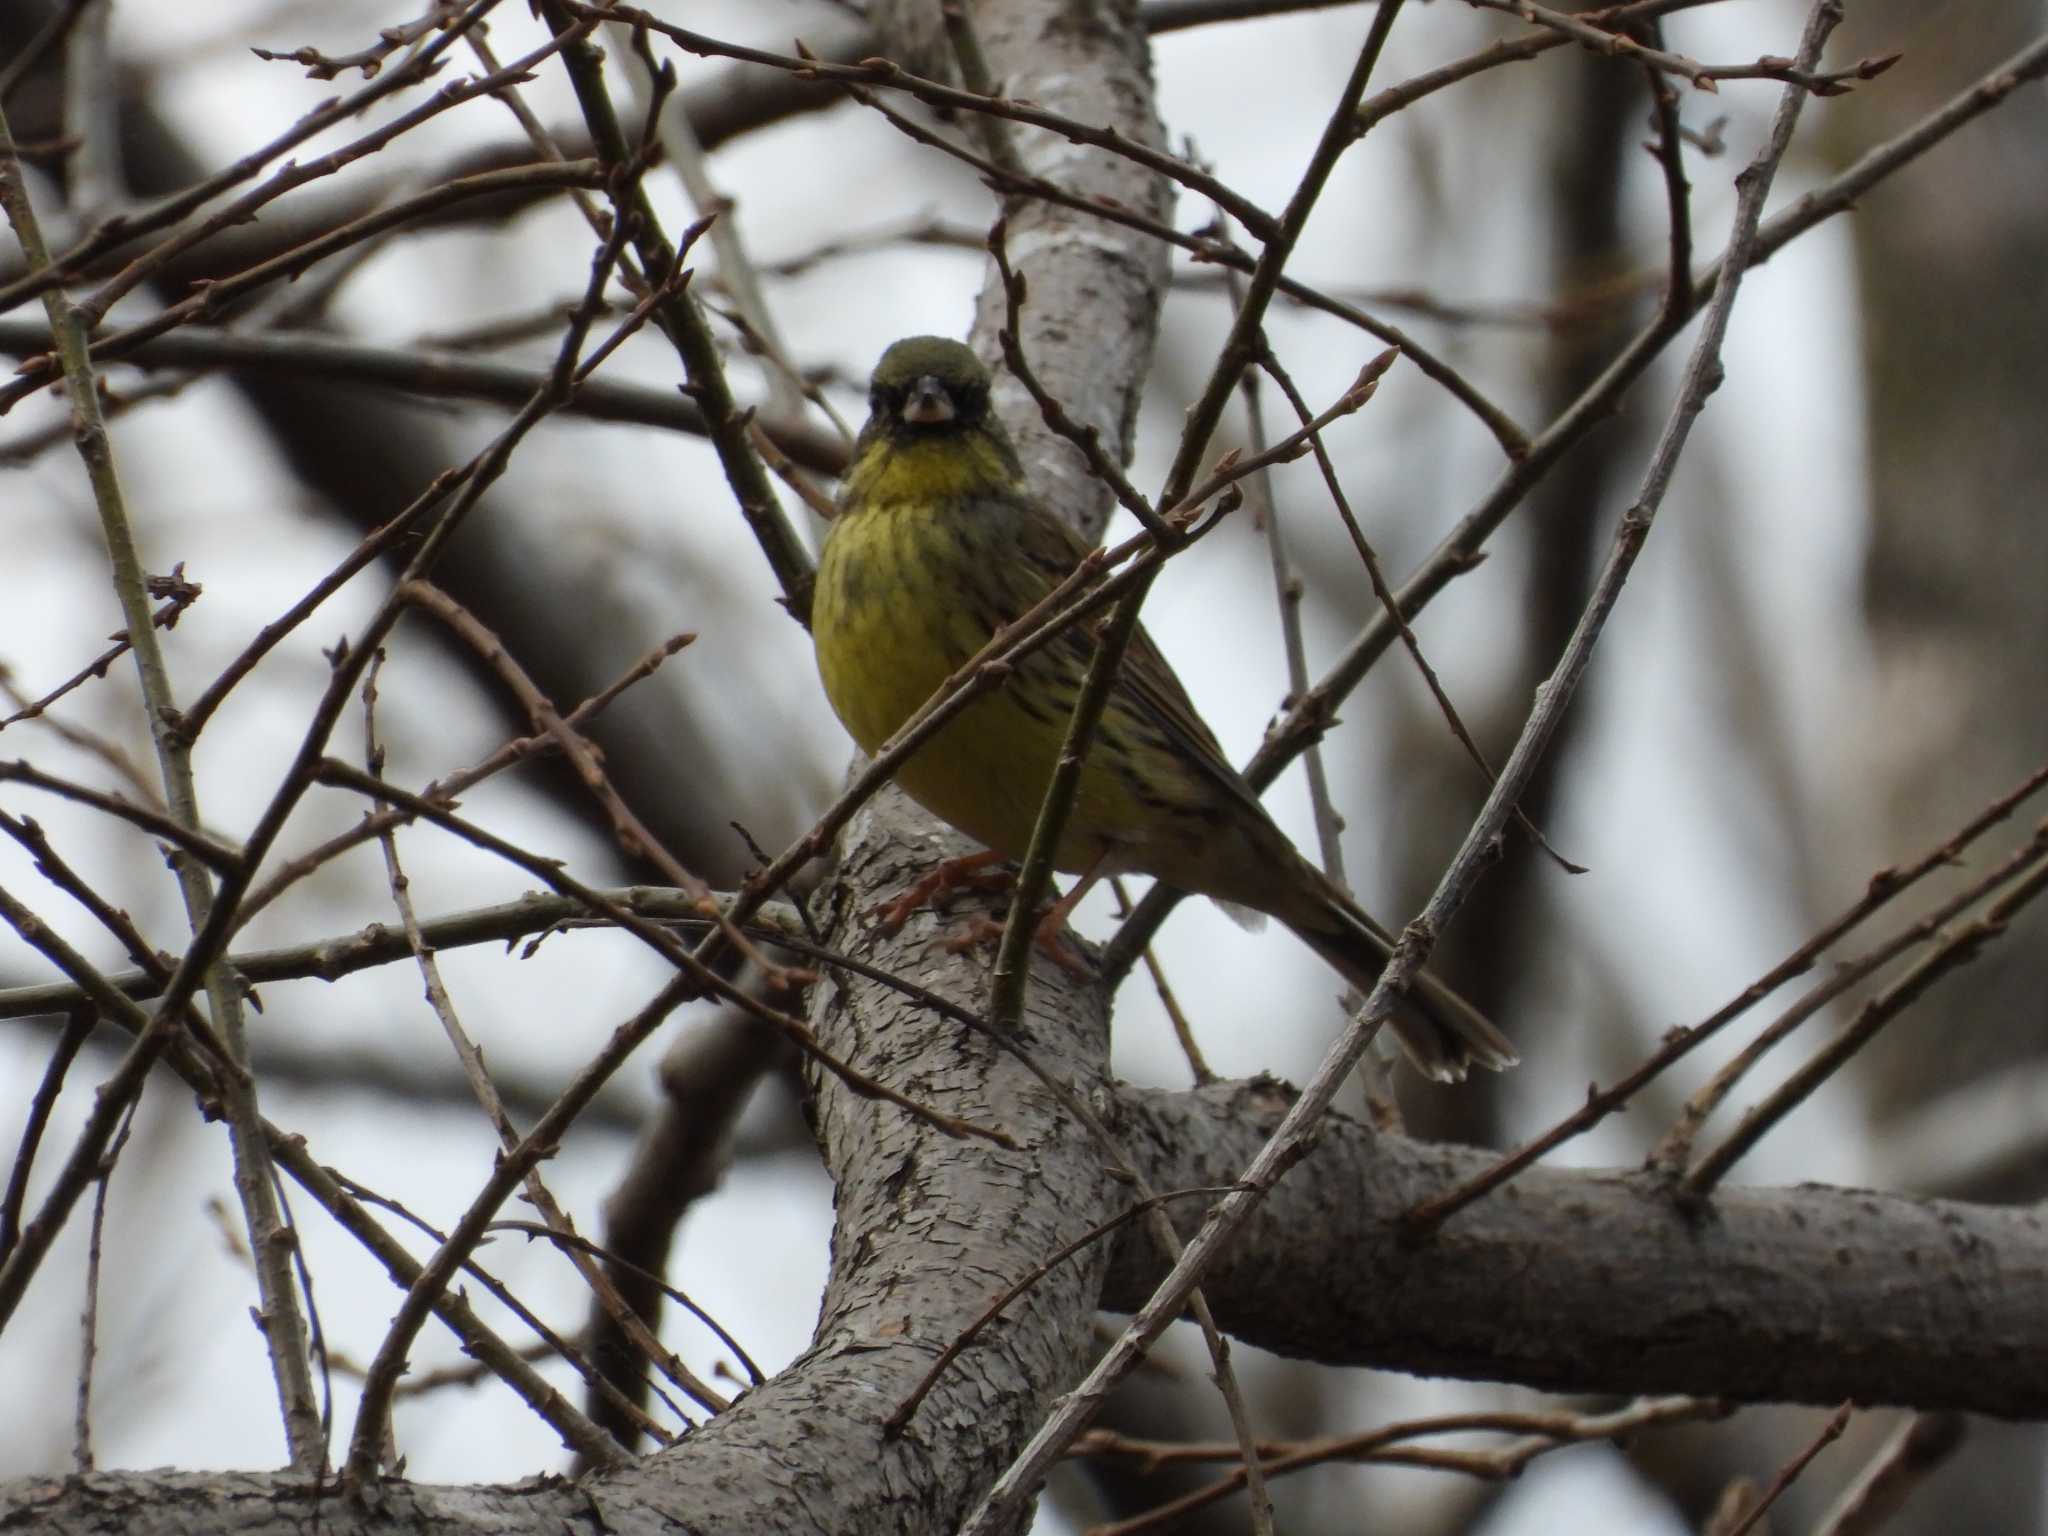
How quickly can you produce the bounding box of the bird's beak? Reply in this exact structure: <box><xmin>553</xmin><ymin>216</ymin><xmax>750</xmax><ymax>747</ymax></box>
<box><xmin>901</xmin><ymin>375</ymin><xmax>956</xmax><ymax>426</ymax></box>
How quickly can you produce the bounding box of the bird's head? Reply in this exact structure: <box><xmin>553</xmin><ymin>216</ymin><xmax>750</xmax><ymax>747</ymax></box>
<box><xmin>845</xmin><ymin>336</ymin><xmax>1023</xmax><ymax>501</ymax></box>
<box><xmin>863</xmin><ymin>336</ymin><xmax>995</xmax><ymax>440</ymax></box>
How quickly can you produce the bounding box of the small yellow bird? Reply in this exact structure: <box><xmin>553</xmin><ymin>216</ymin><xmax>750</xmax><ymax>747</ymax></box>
<box><xmin>812</xmin><ymin>336</ymin><xmax>1515</xmax><ymax>1081</ymax></box>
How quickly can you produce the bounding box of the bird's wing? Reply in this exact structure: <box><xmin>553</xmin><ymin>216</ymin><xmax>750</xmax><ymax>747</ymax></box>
<box><xmin>1017</xmin><ymin>501</ymin><xmax>1280</xmax><ymax>824</ymax></box>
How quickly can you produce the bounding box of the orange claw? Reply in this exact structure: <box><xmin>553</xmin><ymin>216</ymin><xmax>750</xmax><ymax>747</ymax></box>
<box><xmin>935</xmin><ymin>911</ymin><xmax>1094</xmax><ymax>978</ymax></box>
<box><xmin>890</xmin><ymin>849</ymin><xmax>1110</xmax><ymax>980</ymax></box>
<box><xmin>873</xmin><ymin>849</ymin><xmax>1013</xmax><ymax>933</ymax></box>
<box><xmin>1031</xmin><ymin>910</ymin><xmax>1095</xmax><ymax>977</ymax></box>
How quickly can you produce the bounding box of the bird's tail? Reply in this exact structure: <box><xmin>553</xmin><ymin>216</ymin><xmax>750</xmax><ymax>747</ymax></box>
<box><xmin>1283</xmin><ymin>871</ymin><xmax>1517</xmax><ymax>1083</ymax></box>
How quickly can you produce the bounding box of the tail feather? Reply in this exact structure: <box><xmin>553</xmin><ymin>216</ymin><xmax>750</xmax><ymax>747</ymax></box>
<box><xmin>1285</xmin><ymin>888</ymin><xmax>1517</xmax><ymax>1084</ymax></box>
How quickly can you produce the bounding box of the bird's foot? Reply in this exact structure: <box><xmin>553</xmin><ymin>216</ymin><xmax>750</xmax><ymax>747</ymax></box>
<box><xmin>873</xmin><ymin>849</ymin><xmax>1013</xmax><ymax>934</ymax></box>
<box><xmin>936</xmin><ymin>911</ymin><xmax>1095</xmax><ymax>978</ymax></box>
<box><xmin>878</xmin><ymin>851</ymin><xmax>1099</xmax><ymax>977</ymax></box>
<box><xmin>1033</xmin><ymin>908</ymin><xmax>1096</xmax><ymax>978</ymax></box>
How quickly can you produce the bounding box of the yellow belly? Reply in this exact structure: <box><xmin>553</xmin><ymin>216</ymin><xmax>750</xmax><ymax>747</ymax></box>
<box><xmin>813</xmin><ymin>496</ymin><xmax>1171</xmax><ymax>874</ymax></box>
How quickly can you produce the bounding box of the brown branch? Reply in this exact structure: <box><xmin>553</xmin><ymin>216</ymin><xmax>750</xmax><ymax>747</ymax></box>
<box><xmin>0</xmin><ymin>0</ymin><xmax>505</xmax><ymax>312</ymax></box>
<box><xmin>0</xmin><ymin>1003</ymin><xmax>93</xmax><ymax>1266</ymax></box>
<box><xmin>235</xmin><ymin>633</ymin><xmax>695</xmax><ymax>928</ymax></box>
<box><xmin>1655</xmin><ymin>821</ymin><xmax>2048</xmax><ymax>1176</ymax></box>
<box><xmin>1686</xmin><ymin>844</ymin><xmax>2048</xmax><ymax>1195</ymax></box>
<box><xmin>989</xmin><ymin>220</ymin><xmax>1169</xmax><ymax>540</ymax></box>
<box><xmin>1</xmin><ymin>162</ymin><xmax>607</xmax><ymax>411</ymax></box>
<box><xmin>886</xmin><ymin>1187</ymin><xmax>1237</xmax><ymax>1438</ymax></box>
<box><xmin>1258</xmin><ymin>346</ymin><xmax>1582</xmax><ymax>874</ymax></box>
<box><xmin>1404</xmin><ymin>751</ymin><xmax>2048</xmax><ymax>1230</ymax></box>
<box><xmin>0</xmin><ymin>318</ymin><xmax>851</xmax><ymax>475</ymax></box>
<box><xmin>0</xmin><ymin>759</ymin><xmax>241</xmax><ymax>872</ymax></box>
<box><xmin>1477</xmin><ymin>0</ymin><xmax>1896</xmax><ymax>97</ymax></box>
<box><xmin>1082</xmin><ymin>1395</ymin><xmax>1723</xmax><ymax>1533</ymax></box>
<box><xmin>249</xmin><ymin>2</ymin><xmax>469</xmax><ymax>81</ymax></box>
<box><xmin>360</xmin><ymin>659</ymin><xmax>721</xmax><ymax>1441</ymax></box>
<box><xmin>0</xmin><ymin>584</ymin><xmax>200</xmax><ymax>730</ymax></box>
<box><xmin>80</xmin><ymin>19</ymin><xmax>600</xmax><ymax>325</ymax></box>
<box><xmin>399</xmin><ymin>579</ymin><xmax>782</xmax><ymax>979</ymax></box>
<box><xmin>536</xmin><ymin>3</ymin><xmax>815</xmax><ymax>617</ymax></box>
<box><xmin>569</xmin><ymin>3</ymin><xmax>1280</xmax><ymax>241</ymax></box>
<box><xmin>1722</xmin><ymin>1403</ymin><xmax>1853</xmax><ymax>1536</ymax></box>
<box><xmin>313</xmin><ymin>759</ymin><xmax>1012</xmax><ymax>1150</ymax></box>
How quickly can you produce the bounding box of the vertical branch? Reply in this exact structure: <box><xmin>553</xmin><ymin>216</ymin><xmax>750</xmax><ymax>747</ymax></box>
<box><xmin>536</xmin><ymin>2</ymin><xmax>816</xmax><ymax>617</ymax></box>
<box><xmin>1232</xmin><ymin>326</ymin><xmax>1348</xmax><ymax>882</ymax></box>
<box><xmin>0</xmin><ymin>94</ymin><xmax>325</xmax><ymax>1475</ymax></box>
<box><xmin>57</xmin><ymin>0</ymin><xmax>118</xmax><ymax>215</ymax></box>
<box><xmin>72</xmin><ymin>1106</ymin><xmax>133</xmax><ymax>1474</ymax></box>
<box><xmin>1156</xmin><ymin>0</ymin><xmax>1407</xmax><ymax>510</ymax></box>
<box><xmin>940</xmin><ymin>0</ymin><xmax>1027</xmax><ymax>178</ymax></box>
<box><xmin>965</xmin><ymin>4</ymin><xmax>1848</xmax><ymax>1527</ymax></box>
<box><xmin>602</xmin><ymin>21</ymin><xmax>836</xmax><ymax>433</ymax></box>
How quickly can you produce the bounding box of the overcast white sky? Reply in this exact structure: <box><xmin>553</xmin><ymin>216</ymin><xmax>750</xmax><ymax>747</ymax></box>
<box><xmin>0</xmin><ymin>2</ymin><xmax>1926</xmax><ymax>1527</ymax></box>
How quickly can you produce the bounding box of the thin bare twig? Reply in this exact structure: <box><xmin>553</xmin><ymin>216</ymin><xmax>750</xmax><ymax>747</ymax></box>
<box><xmin>233</xmin><ymin>632</ymin><xmax>694</xmax><ymax>928</ymax></box>
<box><xmin>0</xmin><ymin>585</ymin><xmax>200</xmax><ymax>732</ymax></box>
<box><xmin>885</xmin><ymin>1187</ymin><xmax>1236</xmax><ymax>1437</ymax></box>
<box><xmin>574</xmin><ymin>3</ymin><xmax>1278</xmax><ymax>240</ymax></box>
<box><xmin>0</xmin><ymin>885</ymin><xmax>795</xmax><ymax>1021</ymax></box>
<box><xmin>287</xmin><ymin>1157</ymin><xmax>635</xmax><ymax>1465</ymax></box>
<box><xmin>1686</xmin><ymin>842</ymin><xmax>2048</xmax><ymax>1195</ymax></box>
<box><xmin>485</xmin><ymin>1220</ymin><xmax>763</xmax><ymax>1389</ymax></box>
<box><xmin>1</xmin><ymin>161</ymin><xmax>608</xmax><ymax>412</ymax></box>
<box><xmin>1110</xmin><ymin>877</ymin><xmax>1212</xmax><ymax>1084</ymax></box>
<box><xmin>80</xmin><ymin>20</ymin><xmax>599</xmax><ymax>326</ymax></box>
<box><xmin>0</xmin><ymin>1004</ymin><xmax>94</xmax><ymax>1265</ymax></box>
<box><xmin>1722</xmin><ymin>1402</ymin><xmax>1853</xmax><ymax>1536</ymax></box>
<box><xmin>536</xmin><ymin>1</ymin><xmax>814</xmax><ymax>616</ymax></box>
<box><xmin>342</xmin><ymin>963</ymin><xmax>704</xmax><ymax>1481</ymax></box>
<box><xmin>0</xmin><ymin>320</ymin><xmax>855</xmax><ymax>474</ymax></box>
<box><xmin>1814</xmin><ymin>1413</ymin><xmax>1967</xmax><ymax>1536</ymax></box>
<box><xmin>401</xmin><ymin>580</ymin><xmax>782</xmax><ymax>980</ymax></box>
<box><xmin>970</xmin><ymin>6</ymin><xmax>1842</xmax><ymax>1527</ymax></box>
<box><xmin>964</xmin><ymin>9</ymin><xmax>1415</xmax><ymax>1528</ymax></box>
<box><xmin>1474</xmin><ymin>0</ymin><xmax>1896</xmax><ymax>96</ymax></box>
<box><xmin>1081</xmin><ymin>1395</ymin><xmax>1722</xmax><ymax>1534</ymax></box>
<box><xmin>1654</xmin><ymin>820</ymin><xmax>2048</xmax><ymax>1175</ymax></box>
<box><xmin>0</xmin><ymin>759</ymin><xmax>241</xmax><ymax>871</ymax></box>
<box><xmin>1223</xmin><ymin>303</ymin><xmax>1348</xmax><ymax>882</ymax></box>
<box><xmin>0</xmin><ymin>0</ymin><xmax>504</xmax><ymax>312</ymax></box>
<box><xmin>1404</xmin><ymin>758</ymin><xmax>2048</xmax><ymax>1230</ymax></box>
<box><xmin>1257</xmin><ymin>346</ymin><xmax>1583</xmax><ymax>874</ymax></box>
<box><xmin>251</xmin><ymin>3</ymin><xmax>474</xmax><ymax>80</ymax></box>
<box><xmin>315</xmin><ymin>758</ymin><xmax>1011</xmax><ymax>1149</ymax></box>
<box><xmin>73</xmin><ymin>1105</ymin><xmax>134</xmax><ymax>1473</ymax></box>
<box><xmin>990</xmin><ymin>221</ymin><xmax>1171</xmax><ymax>541</ymax></box>
<box><xmin>359</xmin><ymin>653</ymin><xmax>718</xmax><ymax>1446</ymax></box>
<box><xmin>1</xmin><ymin>83</ymin><xmax>322</xmax><ymax>1471</ymax></box>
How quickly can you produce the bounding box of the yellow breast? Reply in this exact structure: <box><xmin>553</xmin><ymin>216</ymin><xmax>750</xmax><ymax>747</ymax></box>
<box><xmin>812</xmin><ymin>463</ymin><xmax>1176</xmax><ymax>874</ymax></box>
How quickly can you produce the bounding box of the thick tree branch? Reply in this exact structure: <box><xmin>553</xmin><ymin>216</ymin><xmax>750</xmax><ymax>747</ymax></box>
<box><xmin>1104</xmin><ymin>1082</ymin><xmax>2048</xmax><ymax>1418</ymax></box>
<box><xmin>10</xmin><ymin>947</ymin><xmax>2048</xmax><ymax>1531</ymax></box>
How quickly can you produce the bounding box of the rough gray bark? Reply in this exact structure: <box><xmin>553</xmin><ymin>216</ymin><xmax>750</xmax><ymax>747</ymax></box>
<box><xmin>11</xmin><ymin>916</ymin><xmax>2048</xmax><ymax>1532</ymax></box>
<box><xmin>1814</xmin><ymin>7</ymin><xmax>2048</xmax><ymax>1531</ymax></box>
<box><xmin>1104</xmin><ymin>1084</ymin><xmax>2048</xmax><ymax>1415</ymax></box>
<box><xmin>963</xmin><ymin>0</ymin><xmax>1174</xmax><ymax>535</ymax></box>
<box><xmin>11</xmin><ymin>3</ymin><xmax>2048</xmax><ymax>1532</ymax></box>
